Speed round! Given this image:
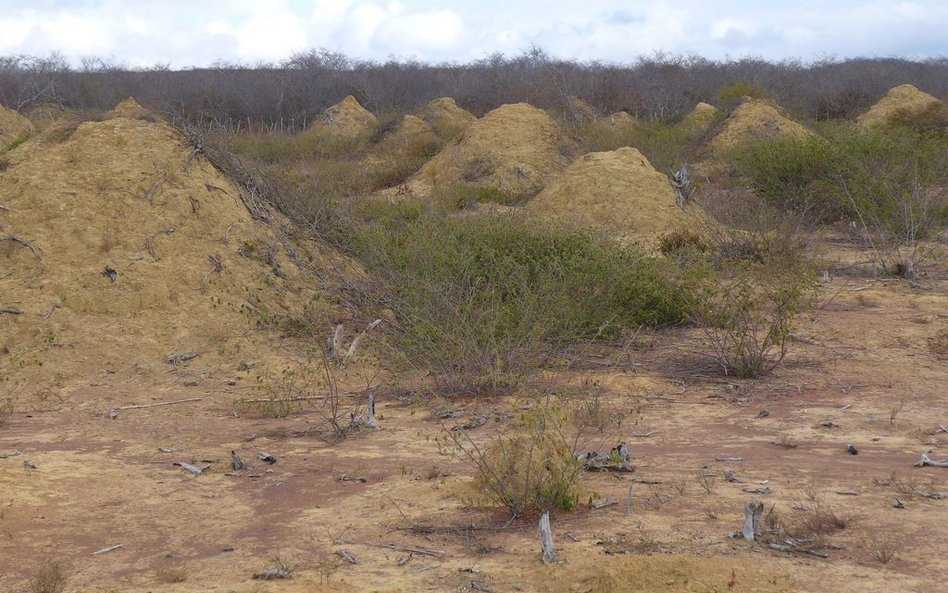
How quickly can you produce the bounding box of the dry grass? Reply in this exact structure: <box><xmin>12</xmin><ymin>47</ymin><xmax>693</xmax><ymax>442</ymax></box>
<box><xmin>28</xmin><ymin>561</ymin><xmax>68</xmax><ymax>593</ymax></box>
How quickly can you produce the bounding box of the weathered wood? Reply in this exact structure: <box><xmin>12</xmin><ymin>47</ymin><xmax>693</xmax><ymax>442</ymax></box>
<box><xmin>355</xmin><ymin>541</ymin><xmax>444</xmax><ymax>557</ymax></box>
<box><xmin>742</xmin><ymin>500</ymin><xmax>763</xmax><ymax>541</ymax></box>
<box><xmin>914</xmin><ymin>451</ymin><xmax>948</xmax><ymax>468</ymax></box>
<box><xmin>624</xmin><ymin>486</ymin><xmax>633</xmax><ymax>517</ymax></box>
<box><xmin>231</xmin><ymin>450</ymin><xmax>247</xmax><ymax>471</ymax></box>
<box><xmin>111</xmin><ymin>397</ymin><xmax>203</xmax><ymax>413</ymax></box>
<box><xmin>539</xmin><ymin>512</ymin><xmax>556</xmax><ymax>564</ymax></box>
<box><xmin>0</xmin><ymin>307</ymin><xmax>23</xmax><ymax>315</ymax></box>
<box><xmin>91</xmin><ymin>544</ymin><xmax>123</xmax><ymax>556</ymax></box>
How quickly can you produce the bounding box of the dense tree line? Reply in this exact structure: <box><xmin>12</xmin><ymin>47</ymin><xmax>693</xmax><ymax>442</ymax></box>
<box><xmin>1</xmin><ymin>48</ymin><xmax>946</xmax><ymax>129</ymax></box>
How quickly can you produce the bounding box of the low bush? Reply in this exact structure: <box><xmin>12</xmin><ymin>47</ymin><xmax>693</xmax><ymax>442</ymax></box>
<box><xmin>685</xmin><ymin>259</ymin><xmax>818</xmax><ymax>378</ymax></box>
<box><xmin>351</xmin><ymin>207</ymin><xmax>692</xmax><ymax>390</ymax></box>
<box><xmin>451</xmin><ymin>396</ymin><xmax>584</xmax><ymax>516</ymax></box>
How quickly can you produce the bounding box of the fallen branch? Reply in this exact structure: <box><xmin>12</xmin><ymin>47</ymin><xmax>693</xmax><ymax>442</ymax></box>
<box><xmin>91</xmin><ymin>544</ymin><xmax>123</xmax><ymax>556</ymax></box>
<box><xmin>914</xmin><ymin>451</ymin><xmax>948</xmax><ymax>468</ymax></box>
<box><xmin>111</xmin><ymin>397</ymin><xmax>203</xmax><ymax>413</ymax></box>
<box><xmin>0</xmin><ymin>307</ymin><xmax>24</xmax><ymax>315</ymax></box>
<box><xmin>353</xmin><ymin>541</ymin><xmax>444</xmax><ymax>557</ymax></box>
<box><xmin>0</xmin><ymin>234</ymin><xmax>44</xmax><ymax>274</ymax></box>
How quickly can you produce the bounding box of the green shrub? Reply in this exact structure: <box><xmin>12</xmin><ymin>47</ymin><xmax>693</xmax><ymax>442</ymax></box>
<box><xmin>449</xmin><ymin>184</ymin><xmax>525</xmax><ymax>208</ymax></box>
<box><xmin>452</xmin><ymin>397</ymin><xmax>583</xmax><ymax>516</ymax></box>
<box><xmin>351</xmin><ymin>208</ymin><xmax>691</xmax><ymax>389</ymax></box>
<box><xmin>718</xmin><ymin>81</ymin><xmax>773</xmax><ymax>110</ymax></box>
<box><xmin>686</xmin><ymin>260</ymin><xmax>818</xmax><ymax>378</ymax></box>
<box><xmin>728</xmin><ymin>135</ymin><xmax>844</xmax><ymax>221</ymax></box>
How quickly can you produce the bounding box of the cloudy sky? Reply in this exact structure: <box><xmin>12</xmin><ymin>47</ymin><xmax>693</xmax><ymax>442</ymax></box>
<box><xmin>0</xmin><ymin>0</ymin><xmax>945</xmax><ymax>67</ymax></box>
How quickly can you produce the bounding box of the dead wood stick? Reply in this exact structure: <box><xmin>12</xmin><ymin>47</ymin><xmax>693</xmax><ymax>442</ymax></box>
<box><xmin>624</xmin><ymin>485</ymin><xmax>634</xmax><ymax>516</ymax></box>
<box><xmin>91</xmin><ymin>544</ymin><xmax>123</xmax><ymax>556</ymax></box>
<box><xmin>742</xmin><ymin>500</ymin><xmax>763</xmax><ymax>541</ymax></box>
<box><xmin>115</xmin><ymin>397</ymin><xmax>203</xmax><ymax>411</ymax></box>
<box><xmin>539</xmin><ymin>511</ymin><xmax>556</xmax><ymax>564</ymax></box>
<box><xmin>0</xmin><ymin>235</ymin><xmax>43</xmax><ymax>273</ymax></box>
<box><xmin>354</xmin><ymin>541</ymin><xmax>444</xmax><ymax>557</ymax></box>
<box><xmin>0</xmin><ymin>203</ymin><xmax>9</xmax><ymax>211</ymax></box>
<box><xmin>914</xmin><ymin>451</ymin><xmax>948</xmax><ymax>468</ymax></box>
<box><xmin>0</xmin><ymin>307</ymin><xmax>24</xmax><ymax>315</ymax></box>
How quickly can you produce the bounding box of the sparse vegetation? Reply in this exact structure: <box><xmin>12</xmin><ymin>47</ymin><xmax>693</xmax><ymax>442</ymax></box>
<box><xmin>450</xmin><ymin>395</ymin><xmax>585</xmax><ymax>516</ymax></box>
<box><xmin>28</xmin><ymin>561</ymin><xmax>67</xmax><ymax>593</ymax></box>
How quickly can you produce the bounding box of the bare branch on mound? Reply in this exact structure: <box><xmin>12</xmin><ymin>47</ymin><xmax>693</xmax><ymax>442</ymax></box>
<box><xmin>199</xmin><ymin>253</ymin><xmax>224</xmax><ymax>290</ymax></box>
<box><xmin>1</xmin><ymin>234</ymin><xmax>44</xmax><ymax>274</ymax></box>
<box><xmin>335</xmin><ymin>550</ymin><xmax>360</xmax><ymax>565</ymax></box>
<box><xmin>0</xmin><ymin>307</ymin><xmax>23</xmax><ymax>314</ymax></box>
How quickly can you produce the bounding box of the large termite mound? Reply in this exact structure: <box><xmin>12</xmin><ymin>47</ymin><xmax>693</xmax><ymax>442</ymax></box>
<box><xmin>703</xmin><ymin>98</ymin><xmax>811</xmax><ymax>156</ymax></box>
<box><xmin>418</xmin><ymin>97</ymin><xmax>476</xmax><ymax>140</ymax></box>
<box><xmin>412</xmin><ymin>102</ymin><xmax>570</xmax><ymax>198</ymax></box>
<box><xmin>526</xmin><ymin>147</ymin><xmax>685</xmax><ymax>241</ymax></box>
<box><xmin>0</xmin><ymin>103</ymin><xmax>34</xmax><ymax>147</ymax></box>
<box><xmin>856</xmin><ymin>84</ymin><xmax>943</xmax><ymax>127</ymax></box>
<box><xmin>308</xmin><ymin>95</ymin><xmax>378</xmax><ymax>141</ymax></box>
<box><xmin>0</xmin><ymin>105</ymin><xmax>338</xmax><ymax>391</ymax></box>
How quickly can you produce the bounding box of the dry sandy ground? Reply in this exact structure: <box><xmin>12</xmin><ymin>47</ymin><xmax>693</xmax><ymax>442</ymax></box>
<box><xmin>1</xmin><ymin>249</ymin><xmax>946</xmax><ymax>593</ymax></box>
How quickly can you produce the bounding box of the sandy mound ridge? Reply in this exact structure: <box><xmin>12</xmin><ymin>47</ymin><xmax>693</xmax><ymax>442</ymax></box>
<box><xmin>418</xmin><ymin>97</ymin><xmax>476</xmax><ymax>139</ymax></box>
<box><xmin>106</xmin><ymin>96</ymin><xmax>153</xmax><ymax>120</ymax></box>
<box><xmin>526</xmin><ymin>147</ymin><xmax>685</xmax><ymax>240</ymax></box>
<box><xmin>703</xmin><ymin>97</ymin><xmax>811</xmax><ymax>155</ymax></box>
<box><xmin>680</xmin><ymin>101</ymin><xmax>719</xmax><ymax>132</ymax></box>
<box><xmin>412</xmin><ymin>102</ymin><xmax>570</xmax><ymax>197</ymax></box>
<box><xmin>604</xmin><ymin>111</ymin><xmax>639</xmax><ymax>129</ymax></box>
<box><xmin>561</xmin><ymin>95</ymin><xmax>600</xmax><ymax>124</ymax></box>
<box><xmin>0</xmin><ymin>103</ymin><xmax>34</xmax><ymax>147</ymax></box>
<box><xmin>309</xmin><ymin>95</ymin><xmax>378</xmax><ymax>139</ymax></box>
<box><xmin>856</xmin><ymin>84</ymin><xmax>942</xmax><ymax>127</ymax></box>
<box><xmin>374</xmin><ymin>114</ymin><xmax>439</xmax><ymax>157</ymax></box>
<box><xmin>0</xmin><ymin>114</ymin><xmax>333</xmax><ymax>388</ymax></box>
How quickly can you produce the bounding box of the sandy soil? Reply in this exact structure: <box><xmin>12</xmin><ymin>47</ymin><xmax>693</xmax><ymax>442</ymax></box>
<box><xmin>2</xmin><ymin>241</ymin><xmax>945</xmax><ymax>593</ymax></box>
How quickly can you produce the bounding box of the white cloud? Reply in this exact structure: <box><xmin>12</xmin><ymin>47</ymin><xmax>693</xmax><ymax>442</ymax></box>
<box><xmin>0</xmin><ymin>0</ymin><xmax>945</xmax><ymax>66</ymax></box>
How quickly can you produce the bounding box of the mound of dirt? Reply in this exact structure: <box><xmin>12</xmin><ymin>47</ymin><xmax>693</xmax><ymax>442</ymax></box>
<box><xmin>703</xmin><ymin>97</ymin><xmax>811</xmax><ymax>155</ymax></box>
<box><xmin>309</xmin><ymin>95</ymin><xmax>378</xmax><ymax>140</ymax></box>
<box><xmin>679</xmin><ymin>101</ymin><xmax>719</xmax><ymax>133</ymax></box>
<box><xmin>604</xmin><ymin>111</ymin><xmax>639</xmax><ymax>129</ymax></box>
<box><xmin>0</xmin><ymin>113</ymin><xmax>336</xmax><ymax>389</ymax></box>
<box><xmin>525</xmin><ymin>147</ymin><xmax>685</xmax><ymax>240</ymax></box>
<box><xmin>0</xmin><ymin>103</ymin><xmax>34</xmax><ymax>147</ymax></box>
<box><xmin>411</xmin><ymin>102</ymin><xmax>570</xmax><ymax>197</ymax></box>
<box><xmin>106</xmin><ymin>97</ymin><xmax>153</xmax><ymax>120</ymax></box>
<box><xmin>418</xmin><ymin>97</ymin><xmax>476</xmax><ymax>139</ymax></box>
<box><xmin>856</xmin><ymin>84</ymin><xmax>943</xmax><ymax>127</ymax></box>
<box><xmin>561</xmin><ymin>95</ymin><xmax>600</xmax><ymax>124</ymax></box>
<box><xmin>373</xmin><ymin>114</ymin><xmax>439</xmax><ymax>157</ymax></box>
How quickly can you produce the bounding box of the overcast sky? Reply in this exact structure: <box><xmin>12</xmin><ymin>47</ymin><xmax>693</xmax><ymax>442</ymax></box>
<box><xmin>0</xmin><ymin>0</ymin><xmax>945</xmax><ymax>68</ymax></box>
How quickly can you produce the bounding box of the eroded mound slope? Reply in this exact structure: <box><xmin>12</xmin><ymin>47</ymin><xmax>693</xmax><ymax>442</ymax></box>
<box><xmin>308</xmin><ymin>95</ymin><xmax>378</xmax><ymax>140</ymax></box>
<box><xmin>0</xmin><ymin>111</ymin><xmax>335</xmax><ymax>390</ymax></box>
<box><xmin>418</xmin><ymin>97</ymin><xmax>476</xmax><ymax>139</ymax></box>
<box><xmin>526</xmin><ymin>147</ymin><xmax>685</xmax><ymax>240</ymax></box>
<box><xmin>856</xmin><ymin>84</ymin><xmax>942</xmax><ymax>127</ymax></box>
<box><xmin>412</xmin><ymin>102</ymin><xmax>570</xmax><ymax>197</ymax></box>
<box><xmin>680</xmin><ymin>101</ymin><xmax>719</xmax><ymax>133</ymax></box>
<box><xmin>0</xmin><ymin>103</ymin><xmax>33</xmax><ymax>147</ymax></box>
<box><xmin>373</xmin><ymin>114</ymin><xmax>439</xmax><ymax>157</ymax></box>
<box><xmin>106</xmin><ymin>97</ymin><xmax>154</xmax><ymax>120</ymax></box>
<box><xmin>704</xmin><ymin>98</ymin><xmax>811</xmax><ymax>155</ymax></box>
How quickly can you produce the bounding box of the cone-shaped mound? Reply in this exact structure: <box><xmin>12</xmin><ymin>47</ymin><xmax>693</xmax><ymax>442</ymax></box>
<box><xmin>856</xmin><ymin>84</ymin><xmax>942</xmax><ymax>127</ymax></box>
<box><xmin>604</xmin><ymin>111</ymin><xmax>639</xmax><ymax>129</ymax></box>
<box><xmin>562</xmin><ymin>95</ymin><xmax>600</xmax><ymax>124</ymax></box>
<box><xmin>418</xmin><ymin>97</ymin><xmax>476</xmax><ymax>139</ymax></box>
<box><xmin>309</xmin><ymin>95</ymin><xmax>378</xmax><ymax>140</ymax></box>
<box><xmin>0</xmin><ymin>116</ymin><xmax>336</xmax><ymax>386</ymax></box>
<box><xmin>704</xmin><ymin>98</ymin><xmax>811</xmax><ymax>155</ymax></box>
<box><xmin>0</xmin><ymin>103</ymin><xmax>34</xmax><ymax>146</ymax></box>
<box><xmin>680</xmin><ymin>102</ymin><xmax>719</xmax><ymax>133</ymax></box>
<box><xmin>412</xmin><ymin>102</ymin><xmax>569</xmax><ymax>197</ymax></box>
<box><xmin>526</xmin><ymin>147</ymin><xmax>685</xmax><ymax>239</ymax></box>
<box><xmin>374</xmin><ymin>114</ymin><xmax>439</xmax><ymax>157</ymax></box>
<box><xmin>106</xmin><ymin>97</ymin><xmax>153</xmax><ymax>120</ymax></box>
